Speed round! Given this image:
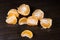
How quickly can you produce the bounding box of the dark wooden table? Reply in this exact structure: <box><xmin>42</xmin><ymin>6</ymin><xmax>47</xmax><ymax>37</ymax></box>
<box><xmin>0</xmin><ymin>0</ymin><xmax>60</xmax><ymax>40</ymax></box>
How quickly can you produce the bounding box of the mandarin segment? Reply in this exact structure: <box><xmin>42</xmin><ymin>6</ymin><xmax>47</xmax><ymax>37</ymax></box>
<box><xmin>7</xmin><ymin>9</ymin><xmax>19</xmax><ymax>17</ymax></box>
<box><xmin>6</xmin><ymin>14</ymin><xmax>15</xmax><ymax>18</ymax></box>
<box><xmin>6</xmin><ymin>16</ymin><xmax>17</xmax><ymax>24</ymax></box>
<box><xmin>32</xmin><ymin>9</ymin><xmax>44</xmax><ymax>20</ymax></box>
<box><xmin>18</xmin><ymin>17</ymin><xmax>27</xmax><ymax>25</ymax></box>
<box><xmin>40</xmin><ymin>18</ymin><xmax>52</xmax><ymax>29</ymax></box>
<box><xmin>21</xmin><ymin>30</ymin><xmax>33</xmax><ymax>39</ymax></box>
<box><xmin>27</xmin><ymin>16</ymin><xmax>38</xmax><ymax>26</ymax></box>
<box><xmin>17</xmin><ymin>4</ymin><xmax>30</xmax><ymax>16</ymax></box>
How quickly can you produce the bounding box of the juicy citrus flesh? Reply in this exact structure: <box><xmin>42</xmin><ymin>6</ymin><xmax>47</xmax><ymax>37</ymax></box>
<box><xmin>32</xmin><ymin>9</ymin><xmax>44</xmax><ymax>20</ymax></box>
<box><xmin>17</xmin><ymin>4</ymin><xmax>30</xmax><ymax>16</ymax></box>
<box><xmin>6</xmin><ymin>13</ymin><xmax>15</xmax><ymax>18</ymax></box>
<box><xmin>7</xmin><ymin>9</ymin><xmax>19</xmax><ymax>17</ymax></box>
<box><xmin>40</xmin><ymin>18</ymin><xmax>52</xmax><ymax>29</ymax></box>
<box><xmin>6</xmin><ymin>16</ymin><xmax>17</xmax><ymax>24</ymax></box>
<box><xmin>18</xmin><ymin>17</ymin><xmax>27</xmax><ymax>25</ymax></box>
<box><xmin>21</xmin><ymin>30</ymin><xmax>33</xmax><ymax>39</ymax></box>
<box><xmin>27</xmin><ymin>16</ymin><xmax>38</xmax><ymax>26</ymax></box>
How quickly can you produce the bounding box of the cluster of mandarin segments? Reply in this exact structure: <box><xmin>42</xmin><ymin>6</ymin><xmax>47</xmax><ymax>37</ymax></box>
<box><xmin>5</xmin><ymin>4</ymin><xmax>52</xmax><ymax>39</ymax></box>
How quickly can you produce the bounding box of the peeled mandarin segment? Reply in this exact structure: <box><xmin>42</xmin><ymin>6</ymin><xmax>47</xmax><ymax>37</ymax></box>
<box><xmin>32</xmin><ymin>9</ymin><xmax>44</xmax><ymax>20</ymax></box>
<box><xmin>40</xmin><ymin>18</ymin><xmax>52</xmax><ymax>29</ymax></box>
<box><xmin>21</xmin><ymin>30</ymin><xmax>33</xmax><ymax>39</ymax></box>
<box><xmin>7</xmin><ymin>9</ymin><xmax>19</xmax><ymax>17</ymax></box>
<box><xmin>27</xmin><ymin>16</ymin><xmax>38</xmax><ymax>26</ymax></box>
<box><xmin>6</xmin><ymin>14</ymin><xmax>15</xmax><ymax>18</ymax></box>
<box><xmin>18</xmin><ymin>17</ymin><xmax>27</xmax><ymax>25</ymax></box>
<box><xmin>17</xmin><ymin>4</ymin><xmax>30</xmax><ymax>16</ymax></box>
<box><xmin>6</xmin><ymin>16</ymin><xmax>17</xmax><ymax>24</ymax></box>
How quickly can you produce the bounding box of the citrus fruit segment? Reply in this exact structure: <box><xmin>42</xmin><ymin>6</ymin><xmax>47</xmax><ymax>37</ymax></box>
<box><xmin>27</xmin><ymin>16</ymin><xmax>38</xmax><ymax>26</ymax></box>
<box><xmin>40</xmin><ymin>18</ymin><xmax>52</xmax><ymax>29</ymax></box>
<box><xmin>18</xmin><ymin>17</ymin><xmax>27</xmax><ymax>25</ymax></box>
<box><xmin>7</xmin><ymin>9</ymin><xmax>19</xmax><ymax>17</ymax></box>
<box><xmin>6</xmin><ymin>16</ymin><xmax>17</xmax><ymax>24</ymax></box>
<box><xmin>32</xmin><ymin>9</ymin><xmax>44</xmax><ymax>20</ymax></box>
<box><xmin>21</xmin><ymin>30</ymin><xmax>33</xmax><ymax>39</ymax></box>
<box><xmin>17</xmin><ymin>4</ymin><xmax>30</xmax><ymax>16</ymax></box>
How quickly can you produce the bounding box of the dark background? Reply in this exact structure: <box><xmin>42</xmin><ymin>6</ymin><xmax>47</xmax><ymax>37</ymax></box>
<box><xmin>0</xmin><ymin>0</ymin><xmax>60</xmax><ymax>40</ymax></box>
